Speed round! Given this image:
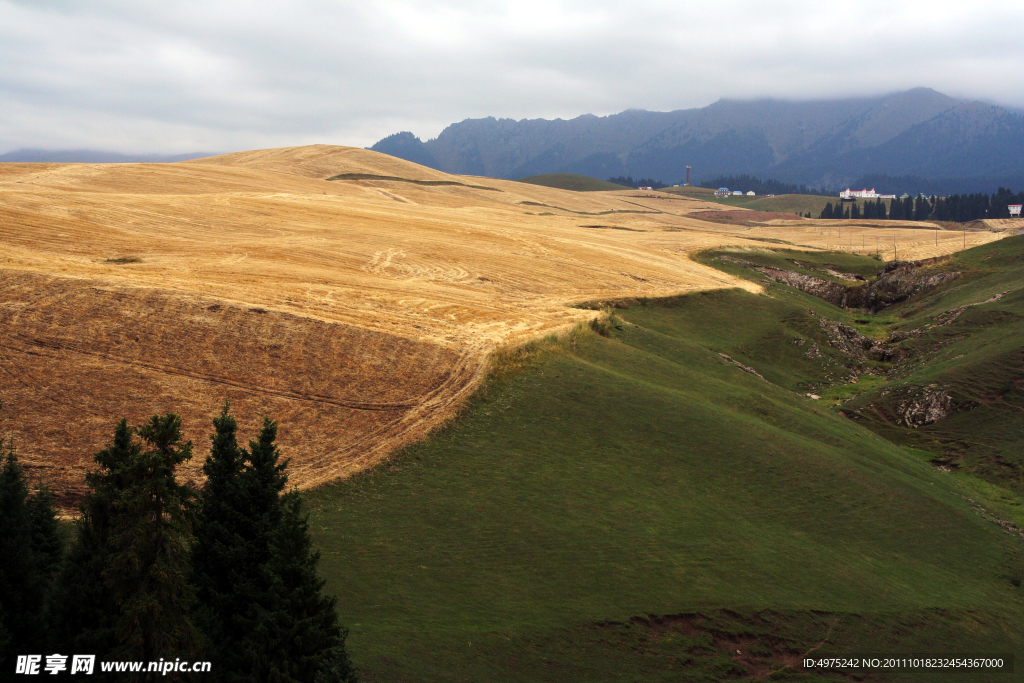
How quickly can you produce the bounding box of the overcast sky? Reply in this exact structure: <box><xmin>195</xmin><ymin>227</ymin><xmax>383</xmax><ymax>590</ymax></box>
<box><xmin>3</xmin><ymin>0</ymin><xmax>1024</xmax><ymax>155</ymax></box>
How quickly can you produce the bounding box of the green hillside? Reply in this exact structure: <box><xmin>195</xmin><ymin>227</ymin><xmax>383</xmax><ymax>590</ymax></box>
<box><xmin>308</xmin><ymin>239</ymin><xmax>1024</xmax><ymax>681</ymax></box>
<box><xmin>662</xmin><ymin>186</ymin><xmax>837</xmax><ymax>217</ymax></box>
<box><xmin>516</xmin><ymin>173</ymin><xmax>629</xmax><ymax>192</ymax></box>
<box><xmin>700</xmin><ymin>237</ymin><xmax>1024</xmax><ymax>492</ymax></box>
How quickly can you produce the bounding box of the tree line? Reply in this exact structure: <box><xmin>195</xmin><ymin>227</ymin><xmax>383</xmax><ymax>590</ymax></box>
<box><xmin>0</xmin><ymin>404</ymin><xmax>357</xmax><ymax>682</ymax></box>
<box><xmin>698</xmin><ymin>174</ymin><xmax>830</xmax><ymax>197</ymax></box>
<box><xmin>607</xmin><ymin>176</ymin><xmax>668</xmax><ymax>190</ymax></box>
<box><xmin>819</xmin><ymin>188</ymin><xmax>1024</xmax><ymax>222</ymax></box>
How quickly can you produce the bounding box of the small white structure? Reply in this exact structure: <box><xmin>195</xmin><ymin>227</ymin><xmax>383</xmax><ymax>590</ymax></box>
<box><xmin>639</xmin><ymin>186</ymin><xmax>653</xmax><ymax>191</ymax></box>
<box><xmin>840</xmin><ymin>187</ymin><xmax>879</xmax><ymax>200</ymax></box>
<box><xmin>1010</xmin><ymin>204</ymin><xmax>1022</xmax><ymax>217</ymax></box>
<box><xmin>746</xmin><ymin>190</ymin><xmax>755</xmax><ymax>196</ymax></box>
<box><xmin>715</xmin><ymin>187</ymin><xmax>730</xmax><ymax>198</ymax></box>
<box><xmin>732</xmin><ymin>190</ymin><xmax>743</xmax><ymax>196</ymax></box>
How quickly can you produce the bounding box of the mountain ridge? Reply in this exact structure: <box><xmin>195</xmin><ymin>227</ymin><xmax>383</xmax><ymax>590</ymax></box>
<box><xmin>371</xmin><ymin>88</ymin><xmax>1024</xmax><ymax>192</ymax></box>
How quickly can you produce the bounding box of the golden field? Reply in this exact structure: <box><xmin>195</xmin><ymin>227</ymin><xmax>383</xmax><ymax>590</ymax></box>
<box><xmin>0</xmin><ymin>145</ymin><xmax>1008</xmax><ymax>506</ymax></box>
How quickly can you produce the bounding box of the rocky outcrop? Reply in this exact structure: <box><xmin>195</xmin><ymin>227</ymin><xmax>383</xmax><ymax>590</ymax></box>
<box><xmin>852</xmin><ymin>260</ymin><xmax>961</xmax><ymax>312</ymax></box>
<box><xmin>757</xmin><ymin>267</ymin><xmax>852</xmax><ymax>306</ymax></box>
<box><xmin>809</xmin><ymin>311</ymin><xmax>892</xmax><ymax>361</ymax></box>
<box><xmin>887</xmin><ymin>384</ymin><xmax>966</xmax><ymax>428</ymax></box>
<box><xmin>721</xmin><ymin>256</ymin><xmax>961</xmax><ymax>313</ymax></box>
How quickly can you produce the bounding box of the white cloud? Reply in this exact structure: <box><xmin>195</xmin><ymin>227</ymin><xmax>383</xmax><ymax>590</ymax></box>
<box><xmin>2</xmin><ymin>0</ymin><xmax>1023</xmax><ymax>154</ymax></box>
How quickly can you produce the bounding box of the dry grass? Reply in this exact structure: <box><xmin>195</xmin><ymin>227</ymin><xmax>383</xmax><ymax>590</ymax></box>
<box><xmin>0</xmin><ymin>145</ymin><xmax>1006</xmax><ymax>507</ymax></box>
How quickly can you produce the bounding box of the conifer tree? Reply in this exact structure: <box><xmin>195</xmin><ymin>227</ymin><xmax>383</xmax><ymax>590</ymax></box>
<box><xmin>892</xmin><ymin>198</ymin><xmax>904</xmax><ymax>220</ymax></box>
<box><xmin>104</xmin><ymin>414</ymin><xmax>200</xmax><ymax>667</ymax></box>
<box><xmin>843</xmin><ymin>205</ymin><xmax>851</xmax><ymax>220</ymax></box>
<box><xmin>192</xmin><ymin>413</ymin><xmax>356</xmax><ymax>682</ymax></box>
<box><xmin>192</xmin><ymin>408</ymin><xmax>287</xmax><ymax>676</ymax></box>
<box><xmin>49</xmin><ymin>419</ymin><xmax>137</xmax><ymax>658</ymax></box>
<box><xmin>820</xmin><ymin>202</ymin><xmax>833</xmax><ymax>219</ymax></box>
<box><xmin>851</xmin><ymin>202</ymin><xmax>861</xmax><ymax>220</ymax></box>
<box><xmin>0</xmin><ymin>439</ymin><xmax>52</xmax><ymax>661</ymax></box>
<box><xmin>255</xmin><ymin>489</ymin><xmax>355</xmax><ymax>683</ymax></box>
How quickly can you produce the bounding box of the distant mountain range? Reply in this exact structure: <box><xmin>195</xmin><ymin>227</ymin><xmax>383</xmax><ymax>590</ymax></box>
<box><xmin>0</xmin><ymin>149</ymin><xmax>215</xmax><ymax>163</ymax></box>
<box><xmin>370</xmin><ymin>88</ymin><xmax>1024</xmax><ymax>194</ymax></box>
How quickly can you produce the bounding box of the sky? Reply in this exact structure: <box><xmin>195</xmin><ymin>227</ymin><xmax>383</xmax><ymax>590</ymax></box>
<box><xmin>3</xmin><ymin>0</ymin><xmax>1024</xmax><ymax>155</ymax></box>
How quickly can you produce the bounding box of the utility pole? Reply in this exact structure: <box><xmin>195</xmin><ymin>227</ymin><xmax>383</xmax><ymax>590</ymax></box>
<box><xmin>894</xmin><ymin>234</ymin><xmax>897</xmax><ymax>260</ymax></box>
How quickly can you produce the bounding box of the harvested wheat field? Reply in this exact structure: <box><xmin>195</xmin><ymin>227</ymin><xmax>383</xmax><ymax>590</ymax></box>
<box><xmin>0</xmin><ymin>145</ymin><xmax>1007</xmax><ymax>507</ymax></box>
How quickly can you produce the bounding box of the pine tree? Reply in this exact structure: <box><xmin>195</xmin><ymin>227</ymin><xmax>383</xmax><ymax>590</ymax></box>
<box><xmin>192</xmin><ymin>414</ymin><xmax>356</xmax><ymax>682</ymax></box>
<box><xmin>851</xmin><ymin>202</ymin><xmax>861</xmax><ymax>220</ymax></box>
<box><xmin>104</xmin><ymin>414</ymin><xmax>200</xmax><ymax>668</ymax></box>
<box><xmin>843</xmin><ymin>205</ymin><xmax>851</xmax><ymax>220</ymax></box>
<box><xmin>0</xmin><ymin>439</ymin><xmax>51</xmax><ymax>661</ymax></box>
<box><xmin>49</xmin><ymin>419</ymin><xmax>137</xmax><ymax>659</ymax></box>
<box><xmin>820</xmin><ymin>202</ymin><xmax>833</xmax><ymax>219</ymax></box>
<box><xmin>192</xmin><ymin>404</ymin><xmax>249</xmax><ymax>658</ymax></box>
<box><xmin>192</xmin><ymin>409</ymin><xmax>288</xmax><ymax>676</ymax></box>
<box><xmin>257</xmin><ymin>490</ymin><xmax>356</xmax><ymax>683</ymax></box>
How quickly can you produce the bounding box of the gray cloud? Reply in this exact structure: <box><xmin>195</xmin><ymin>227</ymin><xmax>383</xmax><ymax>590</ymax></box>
<box><xmin>2</xmin><ymin>0</ymin><xmax>1023</xmax><ymax>154</ymax></box>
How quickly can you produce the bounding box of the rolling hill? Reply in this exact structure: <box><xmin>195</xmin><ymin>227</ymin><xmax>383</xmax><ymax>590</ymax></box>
<box><xmin>516</xmin><ymin>173</ymin><xmax>628</xmax><ymax>192</ymax></box>
<box><xmin>2</xmin><ymin>144</ymin><xmax>917</xmax><ymax>509</ymax></box>
<box><xmin>3</xmin><ymin>143</ymin><xmax>1023</xmax><ymax>680</ymax></box>
<box><xmin>309</xmin><ymin>237</ymin><xmax>1024</xmax><ymax>681</ymax></box>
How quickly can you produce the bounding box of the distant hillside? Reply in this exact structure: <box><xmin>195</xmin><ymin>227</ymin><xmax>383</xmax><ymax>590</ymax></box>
<box><xmin>370</xmin><ymin>88</ymin><xmax>1024</xmax><ymax>194</ymax></box>
<box><xmin>516</xmin><ymin>174</ymin><xmax>627</xmax><ymax>192</ymax></box>
<box><xmin>0</xmin><ymin>149</ymin><xmax>217</xmax><ymax>163</ymax></box>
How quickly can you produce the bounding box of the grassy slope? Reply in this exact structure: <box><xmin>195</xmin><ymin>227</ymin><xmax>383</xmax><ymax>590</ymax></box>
<box><xmin>516</xmin><ymin>173</ymin><xmax>630</xmax><ymax>192</ymax></box>
<box><xmin>840</xmin><ymin>238</ymin><xmax>1024</xmax><ymax>488</ymax></box>
<box><xmin>309</xmin><ymin>271</ymin><xmax>1024</xmax><ymax>680</ymax></box>
<box><xmin>698</xmin><ymin>238</ymin><xmax>1024</xmax><ymax>495</ymax></box>
<box><xmin>662</xmin><ymin>187</ymin><xmax>836</xmax><ymax>216</ymax></box>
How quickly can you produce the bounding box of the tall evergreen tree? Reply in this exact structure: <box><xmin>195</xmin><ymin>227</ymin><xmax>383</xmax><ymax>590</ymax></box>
<box><xmin>851</xmin><ymin>202</ymin><xmax>861</xmax><ymax>219</ymax></box>
<box><xmin>104</xmin><ymin>414</ymin><xmax>200</xmax><ymax>669</ymax></box>
<box><xmin>889</xmin><ymin>198</ymin><xmax>901</xmax><ymax>220</ymax></box>
<box><xmin>49</xmin><ymin>419</ymin><xmax>137</xmax><ymax>659</ymax></box>
<box><xmin>0</xmin><ymin>439</ymin><xmax>55</xmax><ymax>663</ymax></box>
<box><xmin>192</xmin><ymin>408</ymin><xmax>286</xmax><ymax>676</ymax></box>
<box><xmin>254</xmin><ymin>489</ymin><xmax>355</xmax><ymax>683</ymax></box>
<box><xmin>820</xmin><ymin>202</ymin><xmax>834</xmax><ymax>219</ymax></box>
<box><xmin>192</xmin><ymin>412</ymin><xmax>355</xmax><ymax>682</ymax></box>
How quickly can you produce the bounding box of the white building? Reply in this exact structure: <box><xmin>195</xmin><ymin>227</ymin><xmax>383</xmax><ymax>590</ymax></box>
<box><xmin>746</xmin><ymin>191</ymin><xmax>755</xmax><ymax>196</ymax></box>
<box><xmin>732</xmin><ymin>190</ymin><xmax>743</xmax><ymax>196</ymax></box>
<box><xmin>1010</xmin><ymin>204</ymin><xmax>1022</xmax><ymax>217</ymax></box>
<box><xmin>840</xmin><ymin>187</ymin><xmax>879</xmax><ymax>200</ymax></box>
<box><xmin>839</xmin><ymin>188</ymin><xmax>898</xmax><ymax>201</ymax></box>
<box><xmin>715</xmin><ymin>187</ymin><xmax>730</xmax><ymax>198</ymax></box>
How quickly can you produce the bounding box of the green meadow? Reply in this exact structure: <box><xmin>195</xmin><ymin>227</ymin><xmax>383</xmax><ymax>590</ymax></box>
<box><xmin>308</xmin><ymin>237</ymin><xmax>1024</xmax><ymax>682</ymax></box>
<box><xmin>515</xmin><ymin>173</ymin><xmax>630</xmax><ymax>192</ymax></box>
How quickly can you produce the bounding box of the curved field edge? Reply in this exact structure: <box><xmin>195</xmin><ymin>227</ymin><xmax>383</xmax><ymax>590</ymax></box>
<box><xmin>306</xmin><ymin>299</ymin><xmax>1024</xmax><ymax>682</ymax></box>
<box><xmin>0</xmin><ymin>269</ymin><xmax>489</xmax><ymax>507</ymax></box>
